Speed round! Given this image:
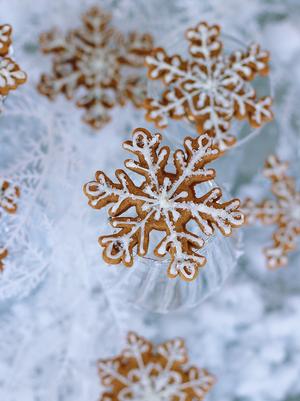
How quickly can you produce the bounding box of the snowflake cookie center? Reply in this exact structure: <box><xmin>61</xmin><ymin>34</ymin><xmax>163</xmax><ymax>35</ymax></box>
<box><xmin>131</xmin><ymin>376</ymin><xmax>169</xmax><ymax>401</ymax></box>
<box><xmin>79</xmin><ymin>47</ymin><xmax>117</xmax><ymax>80</ymax></box>
<box><xmin>201</xmin><ymin>77</ymin><xmax>218</xmax><ymax>93</ymax></box>
<box><xmin>189</xmin><ymin>62</ymin><xmax>225</xmax><ymax>96</ymax></box>
<box><xmin>281</xmin><ymin>195</ymin><xmax>300</xmax><ymax>223</ymax></box>
<box><xmin>290</xmin><ymin>203</ymin><xmax>300</xmax><ymax>222</ymax></box>
<box><xmin>90</xmin><ymin>51</ymin><xmax>110</xmax><ymax>72</ymax></box>
<box><xmin>157</xmin><ymin>193</ymin><xmax>173</xmax><ymax>210</ymax></box>
<box><xmin>151</xmin><ymin>187</ymin><xmax>183</xmax><ymax>221</ymax></box>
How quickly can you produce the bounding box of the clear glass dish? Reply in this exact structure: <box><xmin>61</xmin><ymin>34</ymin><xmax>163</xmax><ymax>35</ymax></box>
<box><xmin>113</xmin><ymin>229</ymin><xmax>242</xmax><ymax>313</ymax></box>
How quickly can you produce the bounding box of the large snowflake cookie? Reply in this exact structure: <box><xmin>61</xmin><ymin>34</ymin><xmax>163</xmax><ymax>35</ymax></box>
<box><xmin>38</xmin><ymin>7</ymin><xmax>153</xmax><ymax>129</ymax></box>
<box><xmin>98</xmin><ymin>332</ymin><xmax>215</xmax><ymax>401</ymax></box>
<box><xmin>0</xmin><ymin>24</ymin><xmax>26</xmax><ymax>98</ymax></box>
<box><xmin>84</xmin><ymin>128</ymin><xmax>244</xmax><ymax>281</ymax></box>
<box><xmin>243</xmin><ymin>155</ymin><xmax>300</xmax><ymax>268</ymax></box>
<box><xmin>144</xmin><ymin>21</ymin><xmax>273</xmax><ymax>151</ymax></box>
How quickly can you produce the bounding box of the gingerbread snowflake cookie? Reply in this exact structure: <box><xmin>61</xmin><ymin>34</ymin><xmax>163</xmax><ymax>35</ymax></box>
<box><xmin>0</xmin><ymin>179</ymin><xmax>20</xmax><ymax>215</ymax></box>
<box><xmin>0</xmin><ymin>24</ymin><xmax>26</xmax><ymax>101</ymax></box>
<box><xmin>0</xmin><ymin>179</ymin><xmax>20</xmax><ymax>271</ymax></box>
<box><xmin>0</xmin><ymin>248</ymin><xmax>8</xmax><ymax>272</ymax></box>
<box><xmin>243</xmin><ymin>155</ymin><xmax>300</xmax><ymax>268</ymax></box>
<box><xmin>98</xmin><ymin>332</ymin><xmax>215</xmax><ymax>401</ymax></box>
<box><xmin>38</xmin><ymin>7</ymin><xmax>153</xmax><ymax>129</ymax></box>
<box><xmin>84</xmin><ymin>128</ymin><xmax>244</xmax><ymax>281</ymax></box>
<box><xmin>144</xmin><ymin>21</ymin><xmax>273</xmax><ymax>151</ymax></box>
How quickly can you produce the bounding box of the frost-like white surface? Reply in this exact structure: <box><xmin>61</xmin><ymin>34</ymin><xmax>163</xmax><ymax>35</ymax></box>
<box><xmin>0</xmin><ymin>93</ymin><xmax>53</xmax><ymax>299</ymax></box>
<box><xmin>0</xmin><ymin>1</ymin><xmax>300</xmax><ymax>401</ymax></box>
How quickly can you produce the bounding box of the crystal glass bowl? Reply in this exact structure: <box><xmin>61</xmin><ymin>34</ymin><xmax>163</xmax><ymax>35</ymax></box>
<box><xmin>113</xmin><ymin>229</ymin><xmax>242</xmax><ymax>313</ymax></box>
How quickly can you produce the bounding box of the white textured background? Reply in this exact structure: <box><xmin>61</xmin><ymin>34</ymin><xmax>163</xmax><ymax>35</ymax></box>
<box><xmin>0</xmin><ymin>1</ymin><xmax>300</xmax><ymax>400</ymax></box>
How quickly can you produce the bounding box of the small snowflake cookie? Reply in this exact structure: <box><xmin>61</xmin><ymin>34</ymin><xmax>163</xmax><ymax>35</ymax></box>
<box><xmin>0</xmin><ymin>24</ymin><xmax>27</xmax><ymax>100</ymax></box>
<box><xmin>38</xmin><ymin>7</ymin><xmax>153</xmax><ymax>129</ymax></box>
<box><xmin>83</xmin><ymin>127</ymin><xmax>244</xmax><ymax>281</ymax></box>
<box><xmin>98</xmin><ymin>332</ymin><xmax>215</xmax><ymax>401</ymax></box>
<box><xmin>144</xmin><ymin>21</ymin><xmax>273</xmax><ymax>151</ymax></box>
<box><xmin>0</xmin><ymin>179</ymin><xmax>20</xmax><ymax>271</ymax></box>
<box><xmin>0</xmin><ymin>179</ymin><xmax>20</xmax><ymax>215</ymax></box>
<box><xmin>243</xmin><ymin>155</ymin><xmax>300</xmax><ymax>268</ymax></box>
<box><xmin>0</xmin><ymin>248</ymin><xmax>8</xmax><ymax>271</ymax></box>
